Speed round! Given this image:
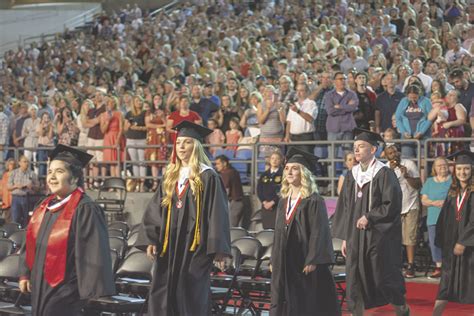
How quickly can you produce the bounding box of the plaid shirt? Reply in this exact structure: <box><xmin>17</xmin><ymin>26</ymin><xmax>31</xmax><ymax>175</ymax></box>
<box><xmin>313</xmin><ymin>86</ymin><xmax>332</xmax><ymax>133</ymax></box>
<box><xmin>0</xmin><ymin>112</ymin><xmax>9</xmax><ymax>146</ymax></box>
<box><xmin>7</xmin><ymin>168</ymin><xmax>38</xmax><ymax>196</ymax></box>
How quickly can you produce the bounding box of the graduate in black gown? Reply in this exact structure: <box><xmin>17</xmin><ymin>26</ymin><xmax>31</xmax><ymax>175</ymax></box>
<box><xmin>19</xmin><ymin>144</ymin><xmax>115</xmax><ymax>316</ymax></box>
<box><xmin>135</xmin><ymin>120</ymin><xmax>231</xmax><ymax>315</ymax></box>
<box><xmin>332</xmin><ymin>129</ymin><xmax>409</xmax><ymax>316</ymax></box>
<box><xmin>433</xmin><ymin>150</ymin><xmax>474</xmax><ymax>315</ymax></box>
<box><xmin>257</xmin><ymin>151</ymin><xmax>283</xmax><ymax>229</ymax></box>
<box><xmin>270</xmin><ymin>147</ymin><xmax>340</xmax><ymax>316</ymax></box>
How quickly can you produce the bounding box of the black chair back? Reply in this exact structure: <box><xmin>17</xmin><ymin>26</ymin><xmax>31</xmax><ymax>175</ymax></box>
<box><xmin>109</xmin><ymin>236</ymin><xmax>127</xmax><ymax>259</ymax></box>
<box><xmin>108</xmin><ymin>228</ymin><xmax>126</xmax><ymax>239</ymax></box>
<box><xmin>0</xmin><ymin>223</ymin><xmax>21</xmax><ymax>238</ymax></box>
<box><xmin>127</xmin><ymin>232</ymin><xmax>139</xmax><ymax>248</ymax></box>
<box><xmin>0</xmin><ymin>254</ymin><xmax>20</xmax><ymax>280</ymax></box>
<box><xmin>231</xmin><ymin>237</ymin><xmax>262</xmax><ymax>261</ymax></box>
<box><xmin>255</xmin><ymin>230</ymin><xmax>274</xmax><ymax>248</ymax></box>
<box><xmin>116</xmin><ymin>251</ymin><xmax>153</xmax><ymax>280</ymax></box>
<box><xmin>0</xmin><ymin>239</ymin><xmax>14</xmax><ymax>261</ymax></box>
<box><xmin>108</xmin><ymin>221</ymin><xmax>129</xmax><ymax>236</ymax></box>
<box><xmin>9</xmin><ymin>230</ymin><xmax>26</xmax><ymax>251</ymax></box>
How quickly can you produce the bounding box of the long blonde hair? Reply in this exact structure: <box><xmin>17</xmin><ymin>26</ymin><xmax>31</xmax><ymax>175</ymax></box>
<box><xmin>280</xmin><ymin>164</ymin><xmax>318</xmax><ymax>199</ymax></box>
<box><xmin>162</xmin><ymin>138</ymin><xmax>211</xmax><ymax>207</ymax></box>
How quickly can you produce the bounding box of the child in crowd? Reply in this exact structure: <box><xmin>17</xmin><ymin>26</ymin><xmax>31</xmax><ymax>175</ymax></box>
<box><xmin>206</xmin><ymin>118</ymin><xmax>225</xmax><ymax>157</ymax></box>
<box><xmin>380</xmin><ymin>128</ymin><xmax>399</xmax><ymax>158</ymax></box>
<box><xmin>430</xmin><ymin>92</ymin><xmax>449</xmax><ymax>137</ymax></box>
<box><xmin>225</xmin><ymin>117</ymin><xmax>243</xmax><ymax>154</ymax></box>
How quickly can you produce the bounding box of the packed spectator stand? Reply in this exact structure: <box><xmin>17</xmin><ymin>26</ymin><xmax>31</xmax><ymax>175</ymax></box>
<box><xmin>0</xmin><ymin>0</ymin><xmax>473</xmax><ymax>314</ymax></box>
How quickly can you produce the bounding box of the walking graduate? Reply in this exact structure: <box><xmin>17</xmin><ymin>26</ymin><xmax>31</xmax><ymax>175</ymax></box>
<box><xmin>136</xmin><ymin>120</ymin><xmax>231</xmax><ymax>315</ymax></box>
<box><xmin>19</xmin><ymin>144</ymin><xmax>115</xmax><ymax>316</ymax></box>
<box><xmin>270</xmin><ymin>147</ymin><xmax>340</xmax><ymax>316</ymax></box>
<box><xmin>332</xmin><ymin>128</ymin><xmax>410</xmax><ymax>316</ymax></box>
<box><xmin>433</xmin><ymin>150</ymin><xmax>474</xmax><ymax>315</ymax></box>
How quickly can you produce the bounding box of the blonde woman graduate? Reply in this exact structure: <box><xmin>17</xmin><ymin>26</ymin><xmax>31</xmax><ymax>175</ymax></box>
<box><xmin>270</xmin><ymin>147</ymin><xmax>340</xmax><ymax>316</ymax></box>
<box><xmin>135</xmin><ymin>120</ymin><xmax>231</xmax><ymax>316</ymax></box>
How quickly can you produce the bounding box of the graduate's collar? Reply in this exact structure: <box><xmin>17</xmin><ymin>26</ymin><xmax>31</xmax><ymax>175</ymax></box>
<box><xmin>352</xmin><ymin>157</ymin><xmax>385</xmax><ymax>187</ymax></box>
<box><xmin>47</xmin><ymin>187</ymin><xmax>83</xmax><ymax>212</ymax></box>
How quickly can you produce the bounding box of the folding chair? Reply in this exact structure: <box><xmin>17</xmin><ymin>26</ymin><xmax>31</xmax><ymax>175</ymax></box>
<box><xmin>109</xmin><ymin>236</ymin><xmax>127</xmax><ymax>260</ymax></box>
<box><xmin>96</xmin><ymin>178</ymin><xmax>127</xmax><ymax>222</ymax></box>
<box><xmin>108</xmin><ymin>221</ymin><xmax>129</xmax><ymax>238</ymax></box>
<box><xmin>230</xmin><ymin>227</ymin><xmax>248</xmax><ymax>242</ymax></box>
<box><xmin>8</xmin><ymin>231</ymin><xmax>25</xmax><ymax>253</ymax></box>
<box><xmin>211</xmin><ymin>246</ymin><xmax>241</xmax><ymax>315</ymax></box>
<box><xmin>0</xmin><ymin>240</ymin><xmax>14</xmax><ymax>262</ymax></box>
<box><xmin>0</xmin><ymin>223</ymin><xmax>21</xmax><ymax>239</ymax></box>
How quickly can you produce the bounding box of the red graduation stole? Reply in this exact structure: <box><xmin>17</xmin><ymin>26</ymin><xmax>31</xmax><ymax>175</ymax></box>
<box><xmin>26</xmin><ymin>188</ymin><xmax>83</xmax><ymax>287</ymax></box>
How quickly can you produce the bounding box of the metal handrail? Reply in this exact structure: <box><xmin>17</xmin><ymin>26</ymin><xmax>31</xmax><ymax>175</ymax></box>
<box><xmin>8</xmin><ymin>137</ymin><xmax>474</xmax><ymax>195</ymax></box>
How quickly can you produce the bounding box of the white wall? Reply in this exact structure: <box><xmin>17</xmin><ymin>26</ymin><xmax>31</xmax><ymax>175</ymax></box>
<box><xmin>0</xmin><ymin>2</ymin><xmax>101</xmax><ymax>54</ymax></box>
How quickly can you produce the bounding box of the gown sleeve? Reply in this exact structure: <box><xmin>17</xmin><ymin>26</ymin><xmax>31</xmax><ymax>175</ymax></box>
<box><xmin>331</xmin><ymin>174</ymin><xmax>350</xmax><ymax>240</ymax></box>
<box><xmin>305</xmin><ymin>195</ymin><xmax>334</xmax><ymax>266</ymax></box>
<box><xmin>74</xmin><ymin>201</ymin><xmax>116</xmax><ymax>299</ymax></box>
<box><xmin>204</xmin><ymin>171</ymin><xmax>231</xmax><ymax>256</ymax></box>
<box><xmin>135</xmin><ymin>185</ymin><xmax>164</xmax><ymax>251</ymax></box>
<box><xmin>366</xmin><ymin>168</ymin><xmax>402</xmax><ymax>227</ymax></box>
<box><xmin>458</xmin><ymin>194</ymin><xmax>474</xmax><ymax>247</ymax></box>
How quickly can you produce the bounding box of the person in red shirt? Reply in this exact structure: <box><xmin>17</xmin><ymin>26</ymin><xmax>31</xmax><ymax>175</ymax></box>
<box><xmin>166</xmin><ymin>95</ymin><xmax>202</xmax><ymax>144</ymax></box>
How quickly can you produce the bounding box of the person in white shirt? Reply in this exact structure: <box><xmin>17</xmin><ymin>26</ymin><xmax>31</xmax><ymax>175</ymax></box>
<box><xmin>385</xmin><ymin>145</ymin><xmax>422</xmax><ymax>279</ymax></box>
<box><xmin>285</xmin><ymin>83</ymin><xmax>318</xmax><ymax>154</ymax></box>
<box><xmin>402</xmin><ymin>59</ymin><xmax>433</xmax><ymax>93</ymax></box>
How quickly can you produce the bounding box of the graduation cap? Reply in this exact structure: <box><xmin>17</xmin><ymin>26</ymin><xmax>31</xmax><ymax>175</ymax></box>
<box><xmin>447</xmin><ymin>149</ymin><xmax>474</xmax><ymax>165</ymax></box>
<box><xmin>286</xmin><ymin>147</ymin><xmax>320</xmax><ymax>174</ymax></box>
<box><xmin>173</xmin><ymin>120</ymin><xmax>212</xmax><ymax>142</ymax></box>
<box><xmin>49</xmin><ymin>144</ymin><xmax>93</xmax><ymax>168</ymax></box>
<box><xmin>354</xmin><ymin>128</ymin><xmax>385</xmax><ymax>147</ymax></box>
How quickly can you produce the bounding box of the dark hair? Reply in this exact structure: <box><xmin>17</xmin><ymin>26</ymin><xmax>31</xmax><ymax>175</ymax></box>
<box><xmin>449</xmin><ymin>68</ymin><xmax>464</xmax><ymax>80</ymax></box>
<box><xmin>215</xmin><ymin>155</ymin><xmax>229</xmax><ymax>165</ymax></box>
<box><xmin>333</xmin><ymin>71</ymin><xmax>346</xmax><ymax>79</ymax></box>
<box><xmin>405</xmin><ymin>83</ymin><xmax>422</xmax><ymax>95</ymax></box>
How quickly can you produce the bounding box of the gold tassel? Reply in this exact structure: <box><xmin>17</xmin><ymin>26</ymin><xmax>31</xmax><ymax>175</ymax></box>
<box><xmin>190</xmin><ymin>179</ymin><xmax>203</xmax><ymax>251</ymax></box>
<box><xmin>159</xmin><ymin>202</ymin><xmax>172</xmax><ymax>257</ymax></box>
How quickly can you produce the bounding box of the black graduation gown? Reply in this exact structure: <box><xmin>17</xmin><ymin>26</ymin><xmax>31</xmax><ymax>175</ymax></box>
<box><xmin>435</xmin><ymin>192</ymin><xmax>474</xmax><ymax>303</ymax></box>
<box><xmin>270</xmin><ymin>193</ymin><xmax>340</xmax><ymax>316</ymax></box>
<box><xmin>257</xmin><ymin>168</ymin><xmax>283</xmax><ymax>229</ymax></box>
<box><xmin>19</xmin><ymin>194</ymin><xmax>115</xmax><ymax>316</ymax></box>
<box><xmin>136</xmin><ymin>169</ymin><xmax>231</xmax><ymax>315</ymax></box>
<box><xmin>332</xmin><ymin>167</ymin><xmax>406</xmax><ymax>310</ymax></box>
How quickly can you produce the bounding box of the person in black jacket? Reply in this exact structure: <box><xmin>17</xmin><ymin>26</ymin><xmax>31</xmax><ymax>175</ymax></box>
<box><xmin>257</xmin><ymin>151</ymin><xmax>283</xmax><ymax>229</ymax></box>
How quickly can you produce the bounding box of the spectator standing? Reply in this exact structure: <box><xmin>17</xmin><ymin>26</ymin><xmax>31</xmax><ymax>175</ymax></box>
<box><xmin>56</xmin><ymin>107</ymin><xmax>80</xmax><ymax>147</ymax></box>
<box><xmin>77</xmin><ymin>99</ymin><xmax>92</xmax><ymax>147</ymax></box>
<box><xmin>324</xmin><ymin>72</ymin><xmax>358</xmax><ymax>159</ymax></box>
<box><xmin>430</xmin><ymin>90</ymin><xmax>467</xmax><ymax>156</ymax></box>
<box><xmin>189</xmin><ymin>85</ymin><xmax>219</xmax><ymax>126</ymax></box>
<box><xmin>402</xmin><ymin>59</ymin><xmax>433</xmax><ymax>94</ymax></box>
<box><xmin>385</xmin><ymin>145</ymin><xmax>422</xmax><ymax>278</ymax></box>
<box><xmin>225</xmin><ymin>117</ymin><xmax>242</xmax><ymax>154</ymax></box>
<box><xmin>353</xmin><ymin>73</ymin><xmax>377</xmax><ymax>130</ymax></box>
<box><xmin>257</xmin><ymin>151</ymin><xmax>283</xmax><ymax>229</ymax></box>
<box><xmin>215</xmin><ymin>155</ymin><xmax>244</xmax><ymax>227</ymax></box>
<box><xmin>0</xmin><ymin>103</ymin><xmax>9</xmax><ymax>175</ymax></box>
<box><xmin>285</xmin><ymin>83</ymin><xmax>318</xmax><ymax>154</ymax></box>
<box><xmin>167</xmin><ymin>95</ymin><xmax>202</xmax><ymax>144</ymax></box>
<box><xmin>257</xmin><ymin>85</ymin><xmax>286</xmax><ymax>158</ymax></box>
<box><xmin>85</xmin><ymin>88</ymin><xmax>106</xmax><ymax>189</ymax></box>
<box><xmin>12</xmin><ymin>102</ymin><xmax>30</xmax><ymax>152</ymax></box>
<box><xmin>0</xmin><ymin>159</ymin><xmax>16</xmax><ymax>222</ymax></box>
<box><xmin>433</xmin><ymin>150</ymin><xmax>474</xmax><ymax>315</ymax></box>
<box><xmin>22</xmin><ymin>104</ymin><xmax>40</xmax><ymax>170</ymax></box>
<box><xmin>421</xmin><ymin>157</ymin><xmax>452</xmax><ymax>279</ymax></box>
<box><xmin>124</xmin><ymin>96</ymin><xmax>148</xmax><ymax>192</ymax></box>
<box><xmin>101</xmin><ymin>96</ymin><xmax>125</xmax><ymax>178</ymax></box>
<box><xmin>145</xmin><ymin>102</ymin><xmax>168</xmax><ymax>191</ymax></box>
<box><xmin>375</xmin><ymin>73</ymin><xmax>405</xmax><ymax>133</ymax></box>
<box><xmin>450</xmin><ymin>69</ymin><xmax>474</xmax><ymax>117</ymax></box>
<box><xmin>340</xmin><ymin>46</ymin><xmax>369</xmax><ymax>73</ymax></box>
<box><xmin>8</xmin><ymin>156</ymin><xmax>39</xmax><ymax>227</ymax></box>
<box><xmin>36</xmin><ymin>112</ymin><xmax>54</xmax><ymax>181</ymax></box>
<box><xmin>312</xmin><ymin>71</ymin><xmax>332</xmax><ymax>158</ymax></box>
<box><xmin>206</xmin><ymin>119</ymin><xmax>225</xmax><ymax>157</ymax></box>
<box><xmin>337</xmin><ymin>151</ymin><xmax>357</xmax><ymax>196</ymax></box>
<box><xmin>395</xmin><ymin>85</ymin><xmax>433</xmax><ymax>158</ymax></box>
<box><xmin>239</xmin><ymin>91</ymin><xmax>261</xmax><ymax>137</ymax></box>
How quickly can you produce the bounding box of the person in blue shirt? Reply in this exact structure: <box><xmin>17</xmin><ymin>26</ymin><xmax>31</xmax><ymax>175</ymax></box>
<box><xmin>421</xmin><ymin>157</ymin><xmax>452</xmax><ymax>279</ymax></box>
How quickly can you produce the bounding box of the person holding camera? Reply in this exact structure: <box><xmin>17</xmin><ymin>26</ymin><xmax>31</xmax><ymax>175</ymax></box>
<box><xmin>384</xmin><ymin>144</ymin><xmax>422</xmax><ymax>278</ymax></box>
<box><xmin>8</xmin><ymin>156</ymin><xmax>39</xmax><ymax>227</ymax></box>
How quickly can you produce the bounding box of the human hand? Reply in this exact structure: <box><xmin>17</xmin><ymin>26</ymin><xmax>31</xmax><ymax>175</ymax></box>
<box><xmin>19</xmin><ymin>280</ymin><xmax>31</xmax><ymax>293</ymax></box>
<box><xmin>433</xmin><ymin>200</ymin><xmax>444</xmax><ymax>208</ymax></box>
<box><xmin>414</xmin><ymin>132</ymin><xmax>423</xmax><ymax>139</ymax></box>
<box><xmin>454</xmin><ymin>243</ymin><xmax>465</xmax><ymax>256</ymax></box>
<box><xmin>399</xmin><ymin>165</ymin><xmax>408</xmax><ymax>177</ymax></box>
<box><xmin>341</xmin><ymin>240</ymin><xmax>347</xmax><ymax>258</ymax></box>
<box><xmin>404</xmin><ymin>133</ymin><xmax>412</xmax><ymax>139</ymax></box>
<box><xmin>146</xmin><ymin>245</ymin><xmax>157</xmax><ymax>260</ymax></box>
<box><xmin>356</xmin><ymin>215</ymin><xmax>369</xmax><ymax>230</ymax></box>
<box><xmin>334</xmin><ymin>104</ymin><xmax>341</xmax><ymax>109</ymax></box>
<box><xmin>289</xmin><ymin>104</ymin><xmax>298</xmax><ymax>112</ymax></box>
<box><xmin>302</xmin><ymin>265</ymin><xmax>316</xmax><ymax>275</ymax></box>
<box><xmin>442</xmin><ymin>122</ymin><xmax>451</xmax><ymax>129</ymax></box>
